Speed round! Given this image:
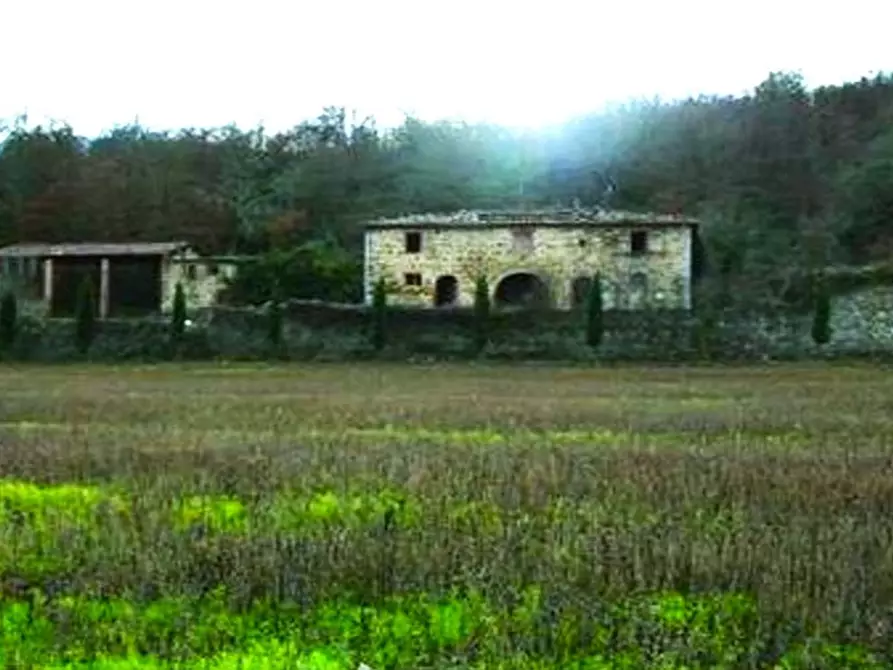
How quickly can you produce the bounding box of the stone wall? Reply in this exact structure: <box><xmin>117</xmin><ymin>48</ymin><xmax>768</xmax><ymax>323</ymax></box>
<box><xmin>808</xmin><ymin>285</ymin><xmax>893</xmax><ymax>354</ymax></box>
<box><xmin>364</xmin><ymin>222</ymin><xmax>693</xmax><ymax>311</ymax></box>
<box><xmin>5</xmin><ymin>283</ymin><xmax>892</xmax><ymax>363</ymax></box>
<box><xmin>204</xmin><ymin>285</ymin><xmax>893</xmax><ymax>362</ymax></box>
<box><xmin>692</xmin><ymin>285</ymin><xmax>893</xmax><ymax>359</ymax></box>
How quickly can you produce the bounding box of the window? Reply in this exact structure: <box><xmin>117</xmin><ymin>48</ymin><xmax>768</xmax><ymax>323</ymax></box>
<box><xmin>207</xmin><ymin>263</ymin><xmax>219</xmax><ymax>277</ymax></box>
<box><xmin>404</xmin><ymin>272</ymin><xmax>422</xmax><ymax>286</ymax></box>
<box><xmin>512</xmin><ymin>227</ymin><xmax>534</xmax><ymax>254</ymax></box>
<box><xmin>186</xmin><ymin>264</ymin><xmax>197</xmax><ymax>280</ymax></box>
<box><xmin>630</xmin><ymin>231</ymin><xmax>648</xmax><ymax>255</ymax></box>
<box><xmin>405</xmin><ymin>231</ymin><xmax>422</xmax><ymax>253</ymax></box>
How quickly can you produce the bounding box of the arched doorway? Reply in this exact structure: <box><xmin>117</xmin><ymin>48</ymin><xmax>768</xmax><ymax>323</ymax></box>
<box><xmin>494</xmin><ymin>272</ymin><xmax>549</xmax><ymax>309</ymax></box>
<box><xmin>433</xmin><ymin>275</ymin><xmax>459</xmax><ymax>307</ymax></box>
<box><xmin>571</xmin><ymin>276</ymin><xmax>593</xmax><ymax>308</ymax></box>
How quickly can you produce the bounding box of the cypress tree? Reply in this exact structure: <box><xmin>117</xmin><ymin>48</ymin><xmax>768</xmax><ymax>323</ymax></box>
<box><xmin>473</xmin><ymin>275</ymin><xmax>490</xmax><ymax>353</ymax></box>
<box><xmin>585</xmin><ymin>273</ymin><xmax>603</xmax><ymax>349</ymax></box>
<box><xmin>267</xmin><ymin>298</ymin><xmax>284</xmax><ymax>353</ymax></box>
<box><xmin>0</xmin><ymin>291</ymin><xmax>17</xmax><ymax>353</ymax></box>
<box><xmin>75</xmin><ymin>276</ymin><xmax>96</xmax><ymax>355</ymax></box>
<box><xmin>171</xmin><ymin>282</ymin><xmax>187</xmax><ymax>345</ymax></box>
<box><xmin>811</xmin><ymin>274</ymin><xmax>831</xmax><ymax>346</ymax></box>
<box><xmin>370</xmin><ymin>277</ymin><xmax>388</xmax><ymax>352</ymax></box>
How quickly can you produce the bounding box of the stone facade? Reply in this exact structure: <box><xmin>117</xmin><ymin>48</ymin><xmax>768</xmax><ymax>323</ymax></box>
<box><xmin>363</xmin><ymin>209</ymin><xmax>699</xmax><ymax>310</ymax></box>
<box><xmin>162</xmin><ymin>251</ymin><xmax>238</xmax><ymax>314</ymax></box>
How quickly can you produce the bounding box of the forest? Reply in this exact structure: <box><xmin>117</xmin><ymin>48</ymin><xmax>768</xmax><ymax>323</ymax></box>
<box><xmin>1</xmin><ymin>70</ymin><xmax>892</xmax><ymax>307</ymax></box>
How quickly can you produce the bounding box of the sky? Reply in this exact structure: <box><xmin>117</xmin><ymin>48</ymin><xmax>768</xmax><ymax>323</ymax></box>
<box><xmin>2</xmin><ymin>0</ymin><xmax>892</xmax><ymax>138</ymax></box>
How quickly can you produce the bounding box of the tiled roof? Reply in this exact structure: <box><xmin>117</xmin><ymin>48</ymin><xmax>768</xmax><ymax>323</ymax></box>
<box><xmin>365</xmin><ymin>208</ymin><xmax>700</xmax><ymax>229</ymax></box>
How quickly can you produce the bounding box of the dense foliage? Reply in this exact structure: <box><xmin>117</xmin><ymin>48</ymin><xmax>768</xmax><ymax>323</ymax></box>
<box><xmin>2</xmin><ymin>71</ymin><xmax>892</xmax><ymax>307</ymax></box>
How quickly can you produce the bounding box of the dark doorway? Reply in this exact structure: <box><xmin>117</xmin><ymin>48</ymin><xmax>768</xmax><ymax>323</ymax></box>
<box><xmin>434</xmin><ymin>275</ymin><xmax>459</xmax><ymax>307</ymax></box>
<box><xmin>571</xmin><ymin>276</ymin><xmax>593</xmax><ymax>308</ymax></box>
<box><xmin>108</xmin><ymin>255</ymin><xmax>163</xmax><ymax>317</ymax></box>
<box><xmin>51</xmin><ymin>257</ymin><xmax>101</xmax><ymax>317</ymax></box>
<box><xmin>494</xmin><ymin>272</ymin><xmax>549</xmax><ymax>309</ymax></box>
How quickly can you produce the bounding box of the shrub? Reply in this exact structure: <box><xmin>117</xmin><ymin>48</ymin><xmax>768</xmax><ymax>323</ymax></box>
<box><xmin>585</xmin><ymin>273</ymin><xmax>603</xmax><ymax>349</ymax></box>
<box><xmin>473</xmin><ymin>275</ymin><xmax>490</xmax><ymax>353</ymax></box>
<box><xmin>74</xmin><ymin>276</ymin><xmax>96</xmax><ymax>354</ymax></box>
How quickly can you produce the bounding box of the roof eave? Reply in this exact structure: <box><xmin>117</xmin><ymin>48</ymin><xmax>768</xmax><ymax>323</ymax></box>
<box><xmin>0</xmin><ymin>241</ymin><xmax>193</xmax><ymax>258</ymax></box>
<box><xmin>364</xmin><ymin>219</ymin><xmax>700</xmax><ymax>231</ymax></box>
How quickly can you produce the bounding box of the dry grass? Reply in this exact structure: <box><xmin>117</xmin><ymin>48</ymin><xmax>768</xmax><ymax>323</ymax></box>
<box><xmin>2</xmin><ymin>361</ymin><xmax>893</xmax><ymax>666</ymax></box>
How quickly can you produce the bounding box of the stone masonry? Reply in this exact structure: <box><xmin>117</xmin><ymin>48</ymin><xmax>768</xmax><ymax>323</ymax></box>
<box><xmin>162</xmin><ymin>250</ymin><xmax>238</xmax><ymax>314</ymax></box>
<box><xmin>363</xmin><ymin>209</ymin><xmax>699</xmax><ymax>310</ymax></box>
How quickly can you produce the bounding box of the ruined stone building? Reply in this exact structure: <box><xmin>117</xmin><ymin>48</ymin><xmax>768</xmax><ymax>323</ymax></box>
<box><xmin>363</xmin><ymin>209</ymin><xmax>700</xmax><ymax>310</ymax></box>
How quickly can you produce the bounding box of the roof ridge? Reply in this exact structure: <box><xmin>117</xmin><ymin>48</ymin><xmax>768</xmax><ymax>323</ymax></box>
<box><xmin>366</xmin><ymin>208</ymin><xmax>699</xmax><ymax>228</ymax></box>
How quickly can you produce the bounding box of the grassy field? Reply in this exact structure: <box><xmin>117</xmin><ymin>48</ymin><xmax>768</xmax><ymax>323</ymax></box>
<box><xmin>1</xmin><ymin>362</ymin><xmax>893</xmax><ymax>668</ymax></box>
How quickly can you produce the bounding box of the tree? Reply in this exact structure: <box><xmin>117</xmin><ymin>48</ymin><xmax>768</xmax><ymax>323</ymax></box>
<box><xmin>369</xmin><ymin>277</ymin><xmax>388</xmax><ymax>352</ymax></box>
<box><xmin>0</xmin><ymin>291</ymin><xmax>17</xmax><ymax>353</ymax></box>
<box><xmin>2</xmin><ymin>70</ymin><xmax>893</xmax><ymax>316</ymax></box>
<box><xmin>585</xmin><ymin>274</ymin><xmax>604</xmax><ymax>349</ymax></box>
<box><xmin>811</xmin><ymin>274</ymin><xmax>832</xmax><ymax>346</ymax></box>
<box><xmin>473</xmin><ymin>275</ymin><xmax>491</xmax><ymax>353</ymax></box>
<box><xmin>75</xmin><ymin>276</ymin><xmax>96</xmax><ymax>355</ymax></box>
<box><xmin>170</xmin><ymin>282</ymin><xmax>187</xmax><ymax>348</ymax></box>
<box><xmin>226</xmin><ymin>241</ymin><xmax>363</xmax><ymax>306</ymax></box>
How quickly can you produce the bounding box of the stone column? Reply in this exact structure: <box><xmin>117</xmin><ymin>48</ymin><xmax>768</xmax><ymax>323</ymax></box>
<box><xmin>43</xmin><ymin>258</ymin><xmax>54</xmax><ymax>304</ymax></box>
<box><xmin>99</xmin><ymin>257</ymin><xmax>110</xmax><ymax>319</ymax></box>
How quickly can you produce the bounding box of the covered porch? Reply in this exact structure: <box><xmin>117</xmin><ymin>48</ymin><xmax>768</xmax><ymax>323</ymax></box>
<box><xmin>0</xmin><ymin>242</ymin><xmax>191</xmax><ymax>318</ymax></box>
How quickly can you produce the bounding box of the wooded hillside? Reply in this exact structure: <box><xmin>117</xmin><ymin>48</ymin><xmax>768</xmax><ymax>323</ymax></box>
<box><xmin>2</xmin><ymin>71</ymin><xmax>891</xmax><ymax>307</ymax></box>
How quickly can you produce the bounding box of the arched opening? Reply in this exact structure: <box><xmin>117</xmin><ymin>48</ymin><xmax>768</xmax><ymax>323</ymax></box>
<box><xmin>494</xmin><ymin>272</ymin><xmax>549</xmax><ymax>309</ymax></box>
<box><xmin>434</xmin><ymin>275</ymin><xmax>459</xmax><ymax>307</ymax></box>
<box><xmin>571</xmin><ymin>276</ymin><xmax>593</xmax><ymax>308</ymax></box>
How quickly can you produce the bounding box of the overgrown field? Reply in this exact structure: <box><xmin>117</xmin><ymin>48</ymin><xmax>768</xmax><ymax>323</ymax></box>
<box><xmin>1</xmin><ymin>362</ymin><xmax>893</xmax><ymax>668</ymax></box>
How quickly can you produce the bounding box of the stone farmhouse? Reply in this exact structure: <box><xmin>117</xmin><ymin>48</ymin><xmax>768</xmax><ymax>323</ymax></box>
<box><xmin>0</xmin><ymin>241</ymin><xmax>239</xmax><ymax>318</ymax></box>
<box><xmin>363</xmin><ymin>209</ymin><xmax>700</xmax><ymax>310</ymax></box>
